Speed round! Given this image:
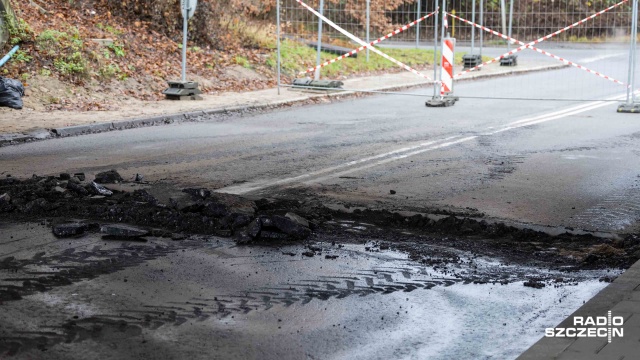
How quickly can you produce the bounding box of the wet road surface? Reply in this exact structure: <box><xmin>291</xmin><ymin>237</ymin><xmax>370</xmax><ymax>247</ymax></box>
<box><xmin>1</xmin><ymin>52</ymin><xmax>640</xmax><ymax>233</ymax></box>
<box><xmin>1</xmin><ymin>48</ymin><xmax>640</xmax><ymax>359</ymax></box>
<box><xmin>0</xmin><ymin>221</ymin><xmax>613</xmax><ymax>359</ymax></box>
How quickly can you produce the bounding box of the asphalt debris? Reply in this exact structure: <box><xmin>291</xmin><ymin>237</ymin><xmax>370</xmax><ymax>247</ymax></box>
<box><xmin>94</xmin><ymin>169</ymin><xmax>123</xmax><ymax>184</ymax></box>
<box><xmin>52</xmin><ymin>223</ymin><xmax>87</xmax><ymax>238</ymax></box>
<box><xmin>100</xmin><ymin>224</ymin><xmax>149</xmax><ymax>238</ymax></box>
<box><xmin>0</xmin><ymin>171</ymin><xmax>638</xmax><ymax>271</ymax></box>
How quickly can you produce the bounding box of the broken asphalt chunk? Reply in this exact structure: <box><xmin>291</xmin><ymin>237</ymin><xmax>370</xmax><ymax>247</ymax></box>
<box><xmin>272</xmin><ymin>215</ymin><xmax>311</xmax><ymax>239</ymax></box>
<box><xmin>246</xmin><ymin>218</ymin><xmax>262</xmax><ymax>238</ymax></box>
<box><xmin>94</xmin><ymin>169</ymin><xmax>123</xmax><ymax>184</ymax></box>
<box><xmin>523</xmin><ymin>280</ymin><xmax>545</xmax><ymax>289</ymax></box>
<box><xmin>67</xmin><ymin>182</ymin><xmax>89</xmax><ymax>196</ymax></box>
<box><xmin>183</xmin><ymin>188</ymin><xmax>211</xmax><ymax>200</ymax></box>
<box><xmin>91</xmin><ymin>182</ymin><xmax>113</xmax><ymax>196</ymax></box>
<box><xmin>73</xmin><ymin>173</ymin><xmax>86</xmax><ymax>181</ymax></box>
<box><xmin>285</xmin><ymin>212</ymin><xmax>309</xmax><ymax>228</ymax></box>
<box><xmin>232</xmin><ymin>214</ymin><xmax>252</xmax><ymax>229</ymax></box>
<box><xmin>52</xmin><ymin>223</ymin><xmax>86</xmax><ymax>238</ymax></box>
<box><xmin>259</xmin><ymin>230</ymin><xmax>290</xmax><ymax>240</ymax></box>
<box><xmin>203</xmin><ymin>201</ymin><xmax>229</xmax><ymax>218</ymax></box>
<box><xmin>100</xmin><ymin>224</ymin><xmax>149</xmax><ymax>238</ymax></box>
<box><xmin>22</xmin><ymin>198</ymin><xmax>50</xmax><ymax>213</ymax></box>
<box><xmin>132</xmin><ymin>189</ymin><xmax>159</xmax><ymax>205</ymax></box>
<box><xmin>0</xmin><ymin>193</ymin><xmax>13</xmax><ymax>212</ymax></box>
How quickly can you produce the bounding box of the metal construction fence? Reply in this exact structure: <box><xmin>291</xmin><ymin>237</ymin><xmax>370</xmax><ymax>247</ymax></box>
<box><xmin>275</xmin><ymin>0</ymin><xmax>640</xmax><ymax>109</ymax></box>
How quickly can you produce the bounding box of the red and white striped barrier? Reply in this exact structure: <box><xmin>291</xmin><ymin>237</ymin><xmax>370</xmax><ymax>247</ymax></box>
<box><xmin>294</xmin><ymin>0</ymin><xmax>434</xmax><ymax>81</ymax></box>
<box><xmin>453</xmin><ymin>0</ymin><xmax>629</xmax><ymax>79</ymax></box>
<box><xmin>447</xmin><ymin>12</ymin><xmax>626</xmax><ymax>86</ymax></box>
<box><xmin>441</xmin><ymin>38</ymin><xmax>455</xmax><ymax>96</ymax></box>
<box><xmin>302</xmin><ymin>10</ymin><xmax>438</xmax><ymax>75</ymax></box>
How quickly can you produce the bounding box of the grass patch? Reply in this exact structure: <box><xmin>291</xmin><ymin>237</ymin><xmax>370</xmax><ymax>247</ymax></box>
<box><xmin>235</xmin><ymin>56</ymin><xmax>252</xmax><ymax>69</ymax></box>
<box><xmin>221</xmin><ymin>17</ymin><xmax>276</xmax><ymax>49</ymax></box>
<box><xmin>268</xmin><ymin>40</ymin><xmax>468</xmax><ymax>78</ymax></box>
<box><xmin>37</xmin><ymin>28</ymin><xmax>89</xmax><ymax>79</ymax></box>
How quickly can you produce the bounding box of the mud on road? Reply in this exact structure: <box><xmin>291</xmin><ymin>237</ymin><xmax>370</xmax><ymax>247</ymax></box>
<box><xmin>0</xmin><ymin>170</ymin><xmax>639</xmax><ymax>358</ymax></box>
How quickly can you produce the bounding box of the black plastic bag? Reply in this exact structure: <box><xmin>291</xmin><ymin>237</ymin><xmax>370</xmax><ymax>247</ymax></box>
<box><xmin>0</xmin><ymin>77</ymin><xmax>25</xmax><ymax>110</ymax></box>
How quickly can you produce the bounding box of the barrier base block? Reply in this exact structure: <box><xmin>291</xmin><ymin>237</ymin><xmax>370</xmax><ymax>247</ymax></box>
<box><xmin>499</xmin><ymin>55</ymin><xmax>518</xmax><ymax>66</ymax></box>
<box><xmin>426</xmin><ymin>95</ymin><xmax>459</xmax><ymax>107</ymax></box>
<box><xmin>292</xmin><ymin>78</ymin><xmax>344</xmax><ymax>89</ymax></box>
<box><xmin>462</xmin><ymin>54</ymin><xmax>482</xmax><ymax>70</ymax></box>
<box><xmin>617</xmin><ymin>103</ymin><xmax>640</xmax><ymax>113</ymax></box>
<box><xmin>163</xmin><ymin>81</ymin><xmax>202</xmax><ymax>100</ymax></box>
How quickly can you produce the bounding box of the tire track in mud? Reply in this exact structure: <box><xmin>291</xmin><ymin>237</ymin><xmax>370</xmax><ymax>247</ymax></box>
<box><xmin>0</xmin><ymin>241</ymin><xmax>180</xmax><ymax>303</ymax></box>
<box><xmin>0</xmin><ymin>247</ymin><xmax>467</xmax><ymax>356</ymax></box>
<box><xmin>0</xmin><ymin>227</ymin><xmax>613</xmax><ymax>357</ymax></box>
<box><xmin>569</xmin><ymin>186</ymin><xmax>640</xmax><ymax>232</ymax></box>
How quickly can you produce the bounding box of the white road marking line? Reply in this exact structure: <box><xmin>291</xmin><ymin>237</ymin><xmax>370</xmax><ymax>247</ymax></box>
<box><xmin>217</xmin><ymin>96</ymin><xmax>623</xmax><ymax>195</ymax></box>
<box><xmin>220</xmin><ymin>136</ymin><xmax>460</xmax><ymax>194</ymax></box>
<box><xmin>580</xmin><ymin>52</ymin><xmax>627</xmax><ymax>64</ymax></box>
<box><xmin>306</xmin><ymin>137</ymin><xmax>478</xmax><ymax>185</ymax></box>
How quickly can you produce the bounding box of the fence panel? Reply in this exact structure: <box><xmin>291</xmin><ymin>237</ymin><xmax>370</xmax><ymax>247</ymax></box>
<box><xmin>277</xmin><ymin>0</ymin><xmax>639</xmax><ymax>103</ymax></box>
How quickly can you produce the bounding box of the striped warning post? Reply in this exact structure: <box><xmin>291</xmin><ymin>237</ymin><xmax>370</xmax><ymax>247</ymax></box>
<box><xmin>441</xmin><ymin>38</ymin><xmax>455</xmax><ymax>96</ymax></box>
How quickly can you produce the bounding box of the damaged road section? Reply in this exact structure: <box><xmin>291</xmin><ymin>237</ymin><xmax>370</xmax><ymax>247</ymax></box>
<box><xmin>0</xmin><ymin>170</ymin><xmax>638</xmax><ymax>359</ymax></box>
<box><xmin>0</xmin><ymin>170</ymin><xmax>638</xmax><ymax>272</ymax></box>
<box><xmin>0</xmin><ymin>171</ymin><xmax>320</xmax><ymax>245</ymax></box>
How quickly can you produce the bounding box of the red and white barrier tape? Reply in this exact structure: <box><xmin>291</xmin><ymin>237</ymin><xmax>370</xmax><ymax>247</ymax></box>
<box><xmin>441</xmin><ymin>39</ymin><xmax>454</xmax><ymax>96</ymax></box>
<box><xmin>453</xmin><ymin>0</ymin><xmax>629</xmax><ymax>79</ymax></box>
<box><xmin>448</xmin><ymin>12</ymin><xmax>626</xmax><ymax>86</ymax></box>
<box><xmin>294</xmin><ymin>0</ymin><xmax>433</xmax><ymax>81</ymax></box>
<box><xmin>303</xmin><ymin>10</ymin><xmax>438</xmax><ymax>75</ymax></box>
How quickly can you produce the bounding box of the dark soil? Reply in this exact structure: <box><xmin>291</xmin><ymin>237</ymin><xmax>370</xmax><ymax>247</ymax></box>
<box><xmin>1</xmin><ymin>171</ymin><xmax>639</xmax><ymax>275</ymax></box>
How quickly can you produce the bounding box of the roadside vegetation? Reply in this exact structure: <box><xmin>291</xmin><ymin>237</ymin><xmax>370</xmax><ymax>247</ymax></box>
<box><xmin>0</xmin><ymin>0</ymin><xmax>628</xmax><ymax>111</ymax></box>
<box><xmin>272</xmin><ymin>40</ymin><xmax>470</xmax><ymax>78</ymax></box>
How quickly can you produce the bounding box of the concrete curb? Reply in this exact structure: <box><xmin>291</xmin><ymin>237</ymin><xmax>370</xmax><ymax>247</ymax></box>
<box><xmin>0</xmin><ymin>62</ymin><xmax>568</xmax><ymax>146</ymax></box>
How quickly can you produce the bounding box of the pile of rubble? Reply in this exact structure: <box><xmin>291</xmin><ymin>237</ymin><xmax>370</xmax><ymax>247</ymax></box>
<box><xmin>0</xmin><ymin>170</ymin><xmax>325</xmax><ymax>244</ymax></box>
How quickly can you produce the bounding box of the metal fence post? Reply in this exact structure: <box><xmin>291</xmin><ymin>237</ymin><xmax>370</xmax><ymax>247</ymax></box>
<box><xmin>471</xmin><ymin>0</ymin><xmax>476</xmax><ymax>54</ymax></box>
<box><xmin>479</xmin><ymin>0</ymin><xmax>483</xmax><ymax>58</ymax></box>
<box><xmin>315</xmin><ymin>0</ymin><xmax>324</xmax><ymax>80</ymax></box>
<box><xmin>632</xmin><ymin>0</ymin><xmax>638</xmax><ymax>104</ymax></box>
<box><xmin>416</xmin><ymin>0</ymin><xmax>421</xmax><ymax>48</ymax></box>
<box><xmin>276</xmin><ymin>0</ymin><xmax>281</xmax><ymax>94</ymax></box>
<box><xmin>437</xmin><ymin>0</ymin><xmax>446</xmax><ymax>99</ymax></box>
<box><xmin>620</xmin><ymin>0</ymin><xmax>639</xmax><ymax>112</ymax></box>
<box><xmin>366</xmin><ymin>0</ymin><xmax>370</xmax><ymax>62</ymax></box>
<box><xmin>181</xmin><ymin>4</ymin><xmax>188</xmax><ymax>82</ymax></box>
<box><xmin>433</xmin><ymin>0</ymin><xmax>439</xmax><ymax>98</ymax></box>
<box><xmin>500</xmin><ymin>0</ymin><xmax>507</xmax><ymax>37</ymax></box>
<box><xmin>507</xmin><ymin>0</ymin><xmax>514</xmax><ymax>52</ymax></box>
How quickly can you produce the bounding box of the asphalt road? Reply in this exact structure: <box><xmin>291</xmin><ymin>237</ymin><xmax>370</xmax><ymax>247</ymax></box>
<box><xmin>2</xmin><ymin>47</ymin><xmax>640</xmax><ymax>359</ymax></box>
<box><xmin>1</xmin><ymin>48</ymin><xmax>639</xmax><ymax>233</ymax></box>
<box><xmin>0</xmin><ymin>221</ymin><xmax>612</xmax><ymax>360</ymax></box>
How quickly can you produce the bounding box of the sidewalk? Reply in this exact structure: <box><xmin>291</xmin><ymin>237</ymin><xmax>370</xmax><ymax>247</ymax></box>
<box><xmin>0</xmin><ymin>60</ymin><xmax>563</xmax><ymax>144</ymax></box>
<box><xmin>518</xmin><ymin>258</ymin><xmax>640</xmax><ymax>359</ymax></box>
